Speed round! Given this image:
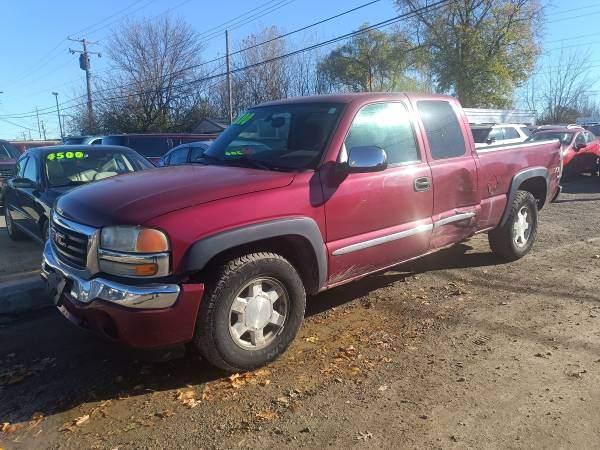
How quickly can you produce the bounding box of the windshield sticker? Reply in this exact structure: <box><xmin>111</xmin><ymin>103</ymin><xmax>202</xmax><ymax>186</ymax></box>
<box><xmin>234</xmin><ymin>112</ymin><xmax>255</xmax><ymax>126</ymax></box>
<box><xmin>47</xmin><ymin>151</ymin><xmax>86</xmax><ymax>161</ymax></box>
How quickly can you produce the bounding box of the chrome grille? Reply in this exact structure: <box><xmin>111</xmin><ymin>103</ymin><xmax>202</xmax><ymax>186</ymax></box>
<box><xmin>51</xmin><ymin>219</ymin><xmax>89</xmax><ymax>270</ymax></box>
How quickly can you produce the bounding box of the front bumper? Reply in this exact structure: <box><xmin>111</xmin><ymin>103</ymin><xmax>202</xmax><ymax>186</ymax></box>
<box><xmin>42</xmin><ymin>240</ymin><xmax>204</xmax><ymax>349</ymax></box>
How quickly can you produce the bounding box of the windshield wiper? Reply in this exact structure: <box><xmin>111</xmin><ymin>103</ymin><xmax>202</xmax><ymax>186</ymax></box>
<box><xmin>51</xmin><ymin>180</ymin><xmax>88</xmax><ymax>187</ymax></box>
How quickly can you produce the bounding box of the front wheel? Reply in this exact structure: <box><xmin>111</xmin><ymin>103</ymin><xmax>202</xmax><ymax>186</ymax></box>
<box><xmin>488</xmin><ymin>190</ymin><xmax>538</xmax><ymax>261</ymax></box>
<box><xmin>5</xmin><ymin>207</ymin><xmax>27</xmax><ymax>241</ymax></box>
<box><xmin>194</xmin><ymin>252</ymin><xmax>306</xmax><ymax>372</ymax></box>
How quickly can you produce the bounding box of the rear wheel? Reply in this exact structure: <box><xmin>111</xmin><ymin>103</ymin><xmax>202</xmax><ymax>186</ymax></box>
<box><xmin>5</xmin><ymin>207</ymin><xmax>26</xmax><ymax>241</ymax></box>
<box><xmin>488</xmin><ymin>190</ymin><xmax>538</xmax><ymax>261</ymax></box>
<box><xmin>194</xmin><ymin>252</ymin><xmax>306</xmax><ymax>372</ymax></box>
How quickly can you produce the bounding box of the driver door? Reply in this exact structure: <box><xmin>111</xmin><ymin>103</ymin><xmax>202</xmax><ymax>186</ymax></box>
<box><xmin>323</xmin><ymin>101</ymin><xmax>433</xmax><ymax>285</ymax></box>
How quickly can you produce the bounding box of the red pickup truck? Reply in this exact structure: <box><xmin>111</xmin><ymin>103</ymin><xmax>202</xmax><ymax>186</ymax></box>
<box><xmin>42</xmin><ymin>93</ymin><xmax>561</xmax><ymax>371</ymax></box>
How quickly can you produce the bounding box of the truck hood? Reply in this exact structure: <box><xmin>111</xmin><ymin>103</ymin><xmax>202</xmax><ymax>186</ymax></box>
<box><xmin>56</xmin><ymin>165</ymin><xmax>295</xmax><ymax>227</ymax></box>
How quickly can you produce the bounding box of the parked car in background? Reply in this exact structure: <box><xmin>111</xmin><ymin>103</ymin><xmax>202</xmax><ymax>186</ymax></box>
<box><xmin>157</xmin><ymin>140</ymin><xmax>214</xmax><ymax>166</ymax></box>
<box><xmin>101</xmin><ymin>133</ymin><xmax>219</xmax><ymax>164</ymax></box>
<box><xmin>0</xmin><ymin>140</ymin><xmax>21</xmax><ymax>205</ymax></box>
<box><xmin>471</xmin><ymin>123</ymin><xmax>531</xmax><ymax>148</ymax></box>
<box><xmin>4</xmin><ymin>145</ymin><xmax>153</xmax><ymax>243</ymax></box>
<box><xmin>63</xmin><ymin>135</ymin><xmax>103</xmax><ymax>145</ymax></box>
<box><xmin>43</xmin><ymin>92</ymin><xmax>561</xmax><ymax>372</ymax></box>
<box><xmin>529</xmin><ymin>126</ymin><xmax>600</xmax><ymax>178</ymax></box>
<box><xmin>582</xmin><ymin>123</ymin><xmax>600</xmax><ymax>137</ymax></box>
<box><xmin>10</xmin><ymin>140</ymin><xmax>61</xmax><ymax>153</ymax></box>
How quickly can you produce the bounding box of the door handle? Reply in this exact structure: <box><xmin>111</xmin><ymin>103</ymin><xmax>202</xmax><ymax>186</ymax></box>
<box><xmin>414</xmin><ymin>176</ymin><xmax>431</xmax><ymax>192</ymax></box>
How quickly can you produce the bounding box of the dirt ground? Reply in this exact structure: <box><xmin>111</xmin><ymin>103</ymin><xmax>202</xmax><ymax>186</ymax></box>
<box><xmin>2</xmin><ymin>176</ymin><xmax>600</xmax><ymax>449</ymax></box>
<box><xmin>0</xmin><ymin>211</ymin><xmax>42</xmax><ymax>279</ymax></box>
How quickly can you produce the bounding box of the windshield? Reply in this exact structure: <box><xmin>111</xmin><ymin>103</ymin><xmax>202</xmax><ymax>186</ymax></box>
<box><xmin>471</xmin><ymin>127</ymin><xmax>492</xmax><ymax>143</ymax></box>
<box><xmin>203</xmin><ymin>103</ymin><xmax>343</xmax><ymax>170</ymax></box>
<box><xmin>529</xmin><ymin>132</ymin><xmax>574</xmax><ymax>145</ymax></box>
<box><xmin>45</xmin><ymin>149</ymin><xmax>149</xmax><ymax>187</ymax></box>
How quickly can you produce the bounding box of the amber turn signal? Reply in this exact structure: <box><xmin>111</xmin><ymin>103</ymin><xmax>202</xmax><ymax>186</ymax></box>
<box><xmin>134</xmin><ymin>263</ymin><xmax>159</xmax><ymax>276</ymax></box>
<box><xmin>136</xmin><ymin>229</ymin><xmax>169</xmax><ymax>253</ymax></box>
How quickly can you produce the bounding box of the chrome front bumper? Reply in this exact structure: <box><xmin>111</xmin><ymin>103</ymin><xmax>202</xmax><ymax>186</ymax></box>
<box><xmin>41</xmin><ymin>240</ymin><xmax>180</xmax><ymax>309</ymax></box>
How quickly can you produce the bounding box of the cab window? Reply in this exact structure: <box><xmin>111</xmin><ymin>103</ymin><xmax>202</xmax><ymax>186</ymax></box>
<box><xmin>344</xmin><ymin>102</ymin><xmax>420</xmax><ymax>165</ymax></box>
<box><xmin>417</xmin><ymin>100</ymin><xmax>467</xmax><ymax>159</ymax></box>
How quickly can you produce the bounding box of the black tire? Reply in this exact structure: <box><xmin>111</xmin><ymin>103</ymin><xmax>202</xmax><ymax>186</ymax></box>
<box><xmin>194</xmin><ymin>252</ymin><xmax>306</xmax><ymax>372</ymax></box>
<box><xmin>488</xmin><ymin>190</ymin><xmax>538</xmax><ymax>261</ymax></box>
<box><xmin>5</xmin><ymin>207</ymin><xmax>27</xmax><ymax>241</ymax></box>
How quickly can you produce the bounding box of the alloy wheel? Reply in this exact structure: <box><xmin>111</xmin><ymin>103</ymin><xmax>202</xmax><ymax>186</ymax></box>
<box><xmin>228</xmin><ymin>277</ymin><xmax>289</xmax><ymax>350</ymax></box>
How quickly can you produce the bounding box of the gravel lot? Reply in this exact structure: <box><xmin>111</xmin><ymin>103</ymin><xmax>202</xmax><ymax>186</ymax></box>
<box><xmin>2</xmin><ymin>176</ymin><xmax>600</xmax><ymax>449</ymax></box>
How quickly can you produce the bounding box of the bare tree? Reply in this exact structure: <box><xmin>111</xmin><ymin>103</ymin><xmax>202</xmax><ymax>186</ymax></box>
<box><xmin>93</xmin><ymin>16</ymin><xmax>208</xmax><ymax>133</ymax></box>
<box><xmin>538</xmin><ymin>50</ymin><xmax>596</xmax><ymax>123</ymax></box>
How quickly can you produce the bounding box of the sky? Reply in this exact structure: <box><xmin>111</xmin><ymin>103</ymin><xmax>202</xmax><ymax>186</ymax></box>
<box><xmin>0</xmin><ymin>0</ymin><xmax>599</xmax><ymax>139</ymax></box>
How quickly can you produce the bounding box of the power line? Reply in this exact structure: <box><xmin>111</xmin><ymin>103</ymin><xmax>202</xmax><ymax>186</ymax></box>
<box><xmin>0</xmin><ymin>0</ymin><xmax>398</xmax><ymax>119</ymax></box>
<box><xmin>55</xmin><ymin>0</ymin><xmax>451</xmax><ymax>114</ymax></box>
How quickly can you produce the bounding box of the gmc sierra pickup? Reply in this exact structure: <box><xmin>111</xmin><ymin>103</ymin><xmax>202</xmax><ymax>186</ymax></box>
<box><xmin>42</xmin><ymin>93</ymin><xmax>561</xmax><ymax>372</ymax></box>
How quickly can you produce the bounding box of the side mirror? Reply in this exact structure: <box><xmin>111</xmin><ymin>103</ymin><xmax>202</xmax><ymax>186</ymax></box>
<box><xmin>486</xmin><ymin>137</ymin><xmax>496</xmax><ymax>145</ymax></box>
<box><xmin>10</xmin><ymin>177</ymin><xmax>37</xmax><ymax>189</ymax></box>
<box><xmin>346</xmin><ymin>146</ymin><xmax>388</xmax><ymax>173</ymax></box>
<box><xmin>574</xmin><ymin>142</ymin><xmax>587</xmax><ymax>151</ymax></box>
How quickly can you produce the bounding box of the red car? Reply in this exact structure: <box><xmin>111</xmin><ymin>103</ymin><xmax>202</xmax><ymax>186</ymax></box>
<box><xmin>42</xmin><ymin>93</ymin><xmax>561</xmax><ymax>371</ymax></box>
<box><xmin>530</xmin><ymin>127</ymin><xmax>600</xmax><ymax>178</ymax></box>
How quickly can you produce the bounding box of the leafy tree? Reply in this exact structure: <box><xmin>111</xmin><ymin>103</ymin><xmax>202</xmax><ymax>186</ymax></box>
<box><xmin>396</xmin><ymin>0</ymin><xmax>543</xmax><ymax>108</ymax></box>
<box><xmin>318</xmin><ymin>27</ymin><xmax>423</xmax><ymax>92</ymax></box>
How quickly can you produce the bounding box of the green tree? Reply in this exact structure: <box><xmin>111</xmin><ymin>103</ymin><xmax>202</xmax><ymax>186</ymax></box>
<box><xmin>318</xmin><ymin>27</ymin><xmax>423</xmax><ymax>93</ymax></box>
<box><xmin>396</xmin><ymin>0</ymin><xmax>543</xmax><ymax>108</ymax></box>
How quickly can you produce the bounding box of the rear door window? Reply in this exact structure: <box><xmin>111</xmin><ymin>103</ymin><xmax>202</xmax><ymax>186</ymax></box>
<box><xmin>417</xmin><ymin>100</ymin><xmax>467</xmax><ymax>159</ymax></box>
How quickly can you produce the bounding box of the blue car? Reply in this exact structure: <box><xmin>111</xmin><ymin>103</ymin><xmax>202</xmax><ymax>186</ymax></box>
<box><xmin>157</xmin><ymin>140</ymin><xmax>213</xmax><ymax>166</ymax></box>
<box><xmin>4</xmin><ymin>145</ymin><xmax>153</xmax><ymax>243</ymax></box>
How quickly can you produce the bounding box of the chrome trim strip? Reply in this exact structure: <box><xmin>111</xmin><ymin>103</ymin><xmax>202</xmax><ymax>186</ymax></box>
<box><xmin>42</xmin><ymin>241</ymin><xmax>180</xmax><ymax>309</ymax></box>
<box><xmin>332</xmin><ymin>223</ymin><xmax>433</xmax><ymax>256</ymax></box>
<box><xmin>98</xmin><ymin>249</ymin><xmax>171</xmax><ymax>278</ymax></box>
<box><xmin>476</xmin><ymin>139</ymin><xmax>560</xmax><ymax>154</ymax></box>
<box><xmin>433</xmin><ymin>212</ymin><xmax>476</xmax><ymax>228</ymax></box>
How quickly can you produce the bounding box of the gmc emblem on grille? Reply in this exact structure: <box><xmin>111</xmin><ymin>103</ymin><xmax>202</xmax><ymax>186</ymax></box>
<box><xmin>54</xmin><ymin>231</ymin><xmax>68</xmax><ymax>248</ymax></box>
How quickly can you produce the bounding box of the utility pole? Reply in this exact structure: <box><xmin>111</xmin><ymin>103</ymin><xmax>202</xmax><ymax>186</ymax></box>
<box><xmin>28</xmin><ymin>130</ymin><xmax>32</xmax><ymax>140</ymax></box>
<box><xmin>36</xmin><ymin>107</ymin><xmax>42</xmax><ymax>139</ymax></box>
<box><xmin>69</xmin><ymin>37</ymin><xmax>101</xmax><ymax>133</ymax></box>
<box><xmin>22</xmin><ymin>132</ymin><xmax>26</xmax><ymax>141</ymax></box>
<box><xmin>225</xmin><ymin>30</ymin><xmax>233</xmax><ymax>124</ymax></box>
<box><xmin>41</xmin><ymin>121</ymin><xmax>47</xmax><ymax>140</ymax></box>
<box><xmin>52</xmin><ymin>92</ymin><xmax>64</xmax><ymax>140</ymax></box>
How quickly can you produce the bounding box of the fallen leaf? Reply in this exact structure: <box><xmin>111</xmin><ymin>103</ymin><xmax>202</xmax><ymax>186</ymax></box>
<box><xmin>29</xmin><ymin>412</ymin><xmax>44</xmax><ymax>428</ymax></box>
<box><xmin>255</xmin><ymin>409</ymin><xmax>277</xmax><ymax>421</ymax></box>
<box><xmin>2</xmin><ymin>422</ymin><xmax>24</xmax><ymax>434</ymax></box>
<box><xmin>356</xmin><ymin>431</ymin><xmax>373</xmax><ymax>441</ymax></box>
<box><xmin>75</xmin><ymin>415</ymin><xmax>90</xmax><ymax>426</ymax></box>
<box><xmin>155</xmin><ymin>410</ymin><xmax>174</xmax><ymax>419</ymax></box>
<box><xmin>305</xmin><ymin>336</ymin><xmax>319</xmax><ymax>344</ymax></box>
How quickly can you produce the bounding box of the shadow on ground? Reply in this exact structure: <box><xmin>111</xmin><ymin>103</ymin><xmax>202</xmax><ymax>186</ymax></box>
<box><xmin>0</xmin><ymin>241</ymin><xmax>505</xmax><ymax>424</ymax></box>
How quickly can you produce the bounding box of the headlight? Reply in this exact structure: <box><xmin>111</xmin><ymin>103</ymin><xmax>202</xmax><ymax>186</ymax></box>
<box><xmin>99</xmin><ymin>226</ymin><xmax>171</xmax><ymax>278</ymax></box>
<box><xmin>101</xmin><ymin>226</ymin><xmax>169</xmax><ymax>253</ymax></box>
